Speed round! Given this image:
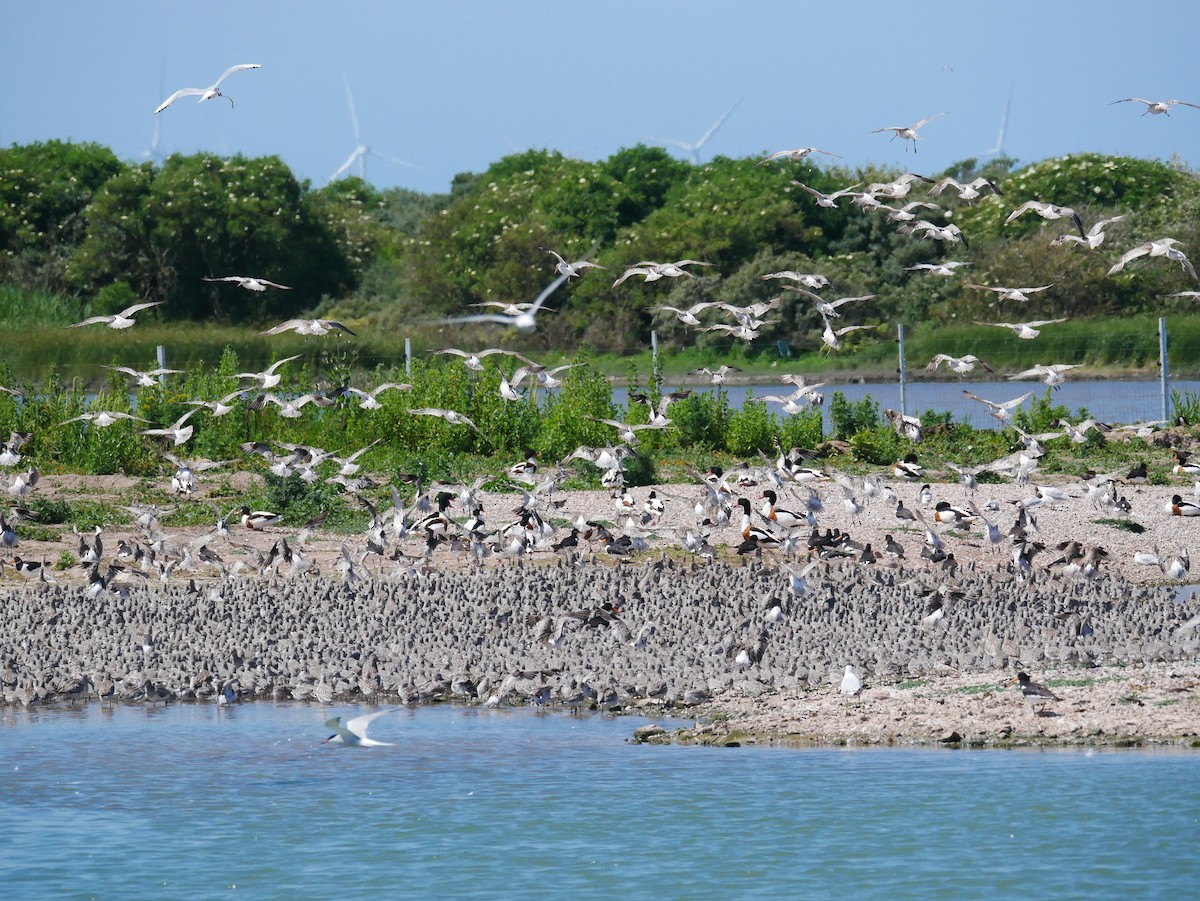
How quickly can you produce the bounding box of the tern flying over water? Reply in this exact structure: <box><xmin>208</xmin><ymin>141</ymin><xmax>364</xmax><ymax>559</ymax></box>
<box><xmin>323</xmin><ymin>709</ymin><xmax>397</xmax><ymax>747</ymax></box>
<box><xmin>962</xmin><ymin>389</ymin><xmax>1033</xmax><ymax>423</ymax></box>
<box><xmin>155</xmin><ymin>64</ymin><xmax>261</xmax><ymax>113</ymax></box>
<box><xmin>1008</xmin><ymin>363</ymin><xmax>1080</xmax><ymax>389</ymax></box>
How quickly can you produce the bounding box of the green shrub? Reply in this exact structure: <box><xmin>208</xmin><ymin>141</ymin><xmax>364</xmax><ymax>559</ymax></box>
<box><xmin>848</xmin><ymin>426</ymin><xmax>905</xmax><ymax>465</ymax></box>
<box><xmin>725</xmin><ymin>400</ymin><xmax>775</xmax><ymax>457</ymax></box>
<box><xmin>1014</xmin><ymin>390</ymin><xmax>1090</xmax><ymax>433</ymax></box>
<box><xmin>829</xmin><ymin>392</ymin><xmax>882</xmax><ymax>440</ymax></box>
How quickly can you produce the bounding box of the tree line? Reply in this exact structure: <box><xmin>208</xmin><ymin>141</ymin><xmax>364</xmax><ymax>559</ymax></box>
<box><xmin>3</xmin><ymin>140</ymin><xmax>1197</xmax><ymax>355</ymax></box>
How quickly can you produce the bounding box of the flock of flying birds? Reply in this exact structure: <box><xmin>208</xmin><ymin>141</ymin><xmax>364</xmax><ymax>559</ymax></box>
<box><xmin>1</xmin><ymin>67</ymin><xmax>1196</xmax><ymax>618</ymax></box>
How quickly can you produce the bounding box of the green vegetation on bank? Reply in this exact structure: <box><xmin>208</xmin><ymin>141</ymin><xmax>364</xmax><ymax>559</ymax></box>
<box><xmin>3</xmin><ymin>141</ymin><xmax>1200</xmax><ymax>382</ymax></box>
<box><xmin>0</xmin><ymin>345</ymin><xmax>1193</xmax><ymax>537</ymax></box>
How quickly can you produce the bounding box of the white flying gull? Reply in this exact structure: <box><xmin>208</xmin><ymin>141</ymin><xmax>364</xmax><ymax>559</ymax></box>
<box><xmin>757</xmin><ymin>147</ymin><xmax>841</xmax><ymax>165</ymax></box>
<box><xmin>232</xmin><ymin>354</ymin><xmax>301</xmax><ymax>390</ymax></box>
<box><xmin>438</xmin><ymin>273</ymin><xmax>569</xmax><ymax>332</ymax></box>
<box><xmin>1049</xmin><ymin>216</ymin><xmax>1124</xmax><ymax>250</ymax></box>
<box><xmin>928</xmin><ymin>176</ymin><xmax>1002</xmax><ymax>200</ymax></box>
<box><xmin>966</xmin><ymin>283</ymin><xmax>1054</xmax><ymax>303</ymax></box>
<box><xmin>103</xmin><ymin>365</ymin><xmax>183</xmax><ymax>388</ymax></box>
<box><xmin>1007</xmin><ymin>363</ymin><xmax>1081</xmax><ymax>389</ymax></box>
<box><xmin>925</xmin><ymin>354</ymin><xmax>991</xmax><ymax>375</ymax></box>
<box><xmin>907</xmin><ymin>261</ymin><xmax>970</xmax><ymax>277</ymax></box>
<box><xmin>66</xmin><ymin>301</ymin><xmax>163</xmax><ymax>330</ymax></box>
<box><xmin>1005</xmin><ymin>201</ymin><xmax>1086</xmax><ymax>239</ymax></box>
<box><xmin>259</xmin><ymin>318</ymin><xmax>356</xmax><ymax>337</ymax></box>
<box><xmin>1107</xmin><ymin>238</ymin><xmax>1197</xmax><ymax>279</ymax></box>
<box><xmin>155</xmin><ymin>64</ymin><xmax>261</xmax><ymax>113</ymax></box>
<box><xmin>788</xmin><ymin>180</ymin><xmax>861</xmax><ymax>208</ymax></box>
<box><xmin>203</xmin><ymin>276</ymin><xmax>292</xmax><ymax>292</ymax></box>
<box><xmin>545</xmin><ymin>249</ymin><xmax>604</xmax><ymax>279</ymax></box>
<box><xmin>973</xmin><ymin>318</ymin><xmax>1069</xmax><ymax>340</ymax></box>
<box><xmin>1111</xmin><ymin>97</ymin><xmax>1200</xmax><ymax>116</ymax></box>
<box><xmin>867</xmin><ymin>113</ymin><xmax>948</xmax><ymax>152</ymax></box>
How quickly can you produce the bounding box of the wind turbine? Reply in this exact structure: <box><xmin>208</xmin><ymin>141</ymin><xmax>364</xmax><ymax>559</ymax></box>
<box><xmin>141</xmin><ymin>62</ymin><xmax>166</xmax><ymax>164</ymax></box>
<box><xmin>983</xmin><ymin>81</ymin><xmax>1014</xmax><ymax>158</ymax></box>
<box><xmin>329</xmin><ymin>75</ymin><xmax>418</xmax><ymax>183</ymax></box>
<box><xmin>644</xmin><ymin>97</ymin><xmax>743</xmax><ymax>164</ymax></box>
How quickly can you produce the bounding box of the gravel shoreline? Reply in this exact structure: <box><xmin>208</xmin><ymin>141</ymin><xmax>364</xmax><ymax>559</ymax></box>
<box><xmin>1</xmin><ymin>473</ymin><xmax>1198</xmax><ymax>745</ymax></box>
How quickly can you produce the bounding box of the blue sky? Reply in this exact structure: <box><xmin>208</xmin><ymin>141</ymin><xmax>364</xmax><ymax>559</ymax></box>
<box><xmin>4</xmin><ymin>1</ymin><xmax>1199</xmax><ymax>195</ymax></box>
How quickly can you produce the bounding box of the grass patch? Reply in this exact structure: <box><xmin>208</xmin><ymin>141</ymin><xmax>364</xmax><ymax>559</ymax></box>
<box><xmin>26</xmin><ymin>497</ymin><xmax>125</xmax><ymax>528</ymax></box>
<box><xmin>1094</xmin><ymin>518</ymin><xmax>1146</xmax><ymax>533</ymax></box>
<box><xmin>18</xmin><ymin>524</ymin><xmax>62</xmax><ymax>543</ymax></box>
<box><xmin>946</xmin><ymin>682</ymin><xmax>1000</xmax><ymax>695</ymax></box>
<box><xmin>1045</xmin><ymin>675</ymin><xmax>1123</xmax><ymax>689</ymax></box>
<box><xmin>895</xmin><ymin>678</ymin><xmax>928</xmax><ymax>690</ymax></box>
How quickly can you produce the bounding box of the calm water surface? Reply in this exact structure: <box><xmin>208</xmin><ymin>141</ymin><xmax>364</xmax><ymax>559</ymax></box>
<box><xmin>617</xmin><ymin>379</ymin><xmax>1200</xmax><ymax>429</ymax></box>
<box><xmin>2</xmin><ymin>703</ymin><xmax>1197</xmax><ymax>899</ymax></box>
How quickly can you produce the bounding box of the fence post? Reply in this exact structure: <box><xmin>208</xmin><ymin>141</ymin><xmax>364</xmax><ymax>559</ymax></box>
<box><xmin>897</xmin><ymin>323</ymin><xmax>908</xmax><ymax>418</ymax></box>
<box><xmin>405</xmin><ymin>337</ymin><xmax>412</xmax><ymax>378</ymax></box>
<box><xmin>156</xmin><ymin>345</ymin><xmax>167</xmax><ymax>386</ymax></box>
<box><xmin>1159</xmin><ymin>316</ymin><xmax>1170</xmax><ymax>423</ymax></box>
<box><xmin>650</xmin><ymin>330</ymin><xmax>658</xmax><ymax>371</ymax></box>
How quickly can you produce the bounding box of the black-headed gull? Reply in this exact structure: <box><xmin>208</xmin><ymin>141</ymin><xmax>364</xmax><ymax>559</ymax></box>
<box><xmin>155</xmin><ymin>64</ymin><xmax>261</xmax><ymax>113</ymax></box>
<box><xmin>966</xmin><ymin>283</ymin><xmax>1054</xmax><ymax>303</ymax></box>
<box><xmin>66</xmin><ymin>301</ymin><xmax>163</xmax><ymax>330</ymax></box>
<box><xmin>258</xmin><ymin>318</ymin><xmax>356</xmax><ymax>337</ymax></box>
<box><xmin>973</xmin><ymin>317</ymin><xmax>1068</xmax><ymax>340</ymax></box>
<box><xmin>1005</xmin><ymin>201</ymin><xmax>1086</xmax><ymax>239</ymax></box>
<box><xmin>1108</xmin><ymin>238</ymin><xmax>1197</xmax><ymax>279</ymax></box>
<box><xmin>202</xmin><ymin>275</ymin><xmax>291</xmax><ymax>291</ymax></box>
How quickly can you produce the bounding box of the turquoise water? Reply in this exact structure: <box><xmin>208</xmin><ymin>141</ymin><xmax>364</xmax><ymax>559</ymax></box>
<box><xmin>2</xmin><ymin>703</ymin><xmax>1198</xmax><ymax>899</ymax></box>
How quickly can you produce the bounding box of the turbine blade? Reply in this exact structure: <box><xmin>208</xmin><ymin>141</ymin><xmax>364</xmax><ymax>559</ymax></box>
<box><xmin>370</xmin><ymin>149</ymin><xmax>422</xmax><ymax>170</ymax></box>
<box><xmin>343</xmin><ymin>74</ymin><xmax>361</xmax><ymax>143</ymax></box>
<box><xmin>693</xmin><ymin>96</ymin><xmax>743</xmax><ymax>150</ymax></box>
<box><xmin>329</xmin><ymin>148</ymin><xmax>363</xmax><ymax>182</ymax></box>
